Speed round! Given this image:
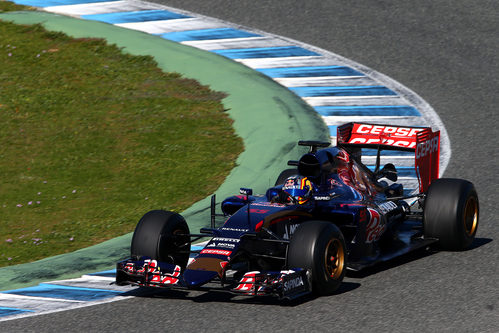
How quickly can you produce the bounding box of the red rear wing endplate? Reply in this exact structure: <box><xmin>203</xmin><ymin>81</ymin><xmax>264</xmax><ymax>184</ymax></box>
<box><xmin>415</xmin><ymin>128</ymin><xmax>440</xmax><ymax>193</ymax></box>
<box><xmin>337</xmin><ymin>123</ymin><xmax>440</xmax><ymax>192</ymax></box>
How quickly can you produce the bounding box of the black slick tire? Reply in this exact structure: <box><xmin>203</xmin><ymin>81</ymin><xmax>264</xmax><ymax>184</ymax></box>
<box><xmin>287</xmin><ymin>221</ymin><xmax>346</xmax><ymax>295</ymax></box>
<box><xmin>131</xmin><ymin>210</ymin><xmax>190</xmax><ymax>269</ymax></box>
<box><xmin>275</xmin><ymin>168</ymin><xmax>298</xmax><ymax>186</ymax></box>
<box><xmin>424</xmin><ymin>178</ymin><xmax>479</xmax><ymax>250</ymax></box>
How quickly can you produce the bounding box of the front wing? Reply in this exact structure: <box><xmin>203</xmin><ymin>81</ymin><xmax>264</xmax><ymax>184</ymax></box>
<box><xmin>116</xmin><ymin>258</ymin><xmax>311</xmax><ymax>300</ymax></box>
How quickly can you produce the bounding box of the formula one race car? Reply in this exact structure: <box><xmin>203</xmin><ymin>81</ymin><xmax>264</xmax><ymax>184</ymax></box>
<box><xmin>116</xmin><ymin>123</ymin><xmax>479</xmax><ymax>299</ymax></box>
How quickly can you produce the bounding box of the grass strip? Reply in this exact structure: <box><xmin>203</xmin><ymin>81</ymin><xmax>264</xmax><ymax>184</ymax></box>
<box><xmin>0</xmin><ymin>0</ymin><xmax>32</xmax><ymax>12</ymax></box>
<box><xmin>0</xmin><ymin>17</ymin><xmax>242</xmax><ymax>267</ymax></box>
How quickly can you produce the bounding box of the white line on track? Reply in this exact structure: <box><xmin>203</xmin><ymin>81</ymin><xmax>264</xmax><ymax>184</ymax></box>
<box><xmin>322</xmin><ymin>115</ymin><xmax>422</xmax><ymax>126</ymax></box>
<box><xmin>303</xmin><ymin>95</ymin><xmax>409</xmax><ymax>106</ymax></box>
<box><xmin>274</xmin><ymin>77</ymin><xmax>377</xmax><ymax>87</ymax></box>
<box><xmin>0</xmin><ymin>293</ymin><xmax>134</xmax><ymax>322</ymax></box>
<box><xmin>115</xmin><ymin>17</ymin><xmax>226</xmax><ymax>34</ymax></box>
<box><xmin>235</xmin><ymin>56</ymin><xmax>336</xmax><ymax>68</ymax></box>
<box><xmin>181</xmin><ymin>36</ymin><xmax>292</xmax><ymax>51</ymax></box>
<box><xmin>44</xmin><ymin>1</ymin><xmax>163</xmax><ymax>16</ymax></box>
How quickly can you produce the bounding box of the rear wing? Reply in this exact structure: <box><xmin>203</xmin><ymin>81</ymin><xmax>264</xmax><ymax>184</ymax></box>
<box><xmin>337</xmin><ymin>123</ymin><xmax>440</xmax><ymax>193</ymax></box>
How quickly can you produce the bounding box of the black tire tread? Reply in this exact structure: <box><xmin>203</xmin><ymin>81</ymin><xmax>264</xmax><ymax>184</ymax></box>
<box><xmin>131</xmin><ymin>210</ymin><xmax>190</xmax><ymax>268</ymax></box>
<box><xmin>287</xmin><ymin>221</ymin><xmax>346</xmax><ymax>295</ymax></box>
<box><xmin>275</xmin><ymin>168</ymin><xmax>298</xmax><ymax>186</ymax></box>
<box><xmin>424</xmin><ymin>178</ymin><xmax>479</xmax><ymax>250</ymax></box>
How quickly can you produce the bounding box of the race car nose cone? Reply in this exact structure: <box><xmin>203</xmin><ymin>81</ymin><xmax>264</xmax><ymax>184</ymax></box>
<box><xmin>183</xmin><ymin>269</ymin><xmax>218</xmax><ymax>287</ymax></box>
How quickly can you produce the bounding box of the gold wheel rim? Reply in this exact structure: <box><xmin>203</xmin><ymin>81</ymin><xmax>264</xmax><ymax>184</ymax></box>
<box><xmin>464</xmin><ymin>197</ymin><xmax>478</xmax><ymax>236</ymax></box>
<box><xmin>325</xmin><ymin>238</ymin><xmax>345</xmax><ymax>279</ymax></box>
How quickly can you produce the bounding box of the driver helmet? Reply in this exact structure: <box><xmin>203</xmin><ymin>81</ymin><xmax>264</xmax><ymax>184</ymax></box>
<box><xmin>282</xmin><ymin>176</ymin><xmax>314</xmax><ymax>204</ymax></box>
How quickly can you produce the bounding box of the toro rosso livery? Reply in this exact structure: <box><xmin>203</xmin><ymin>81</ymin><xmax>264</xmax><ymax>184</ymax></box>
<box><xmin>116</xmin><ymin>123</ymin><xmax>479</xmax><ymax>299</ymax></box>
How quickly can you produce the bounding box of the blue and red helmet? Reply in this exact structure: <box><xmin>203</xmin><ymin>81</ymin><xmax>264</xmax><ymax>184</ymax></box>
<box><xmin>282</xmin><ymin>176</ymin><xmax>314</xmax><ymax>204</ymax></box>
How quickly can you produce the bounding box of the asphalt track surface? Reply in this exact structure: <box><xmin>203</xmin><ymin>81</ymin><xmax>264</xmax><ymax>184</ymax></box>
<box><xmin>2</xmin><ymin>1</ymin><xmax>498</xmax><ymax>331</ymax></box>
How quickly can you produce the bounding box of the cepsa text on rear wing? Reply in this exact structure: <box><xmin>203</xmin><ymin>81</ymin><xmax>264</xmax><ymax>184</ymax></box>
<box><xmin>336</xmin><ymin>122</ymin><xmax>440</xmax><ymax>193</ymax></box>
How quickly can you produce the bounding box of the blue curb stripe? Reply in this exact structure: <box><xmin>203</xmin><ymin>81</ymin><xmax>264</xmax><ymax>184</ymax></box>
<box><xmin>315</xmin><ymin>105</ymin><xmax>421</xmax><ymax>117</ymax></box>
<box><xmin>328</xmin><ymin>125</ymin><xmax>338</xmax><ymax>137</ymax></box>
<box><xmin>403</xmin><ymin>189</ymin><xmax>416</xmax><ymax>196</ymax></box>
<box><xmin>289</xmin><ymin>86</ymin><xmax>397</xmax><ymax>97</ymax></box>
<box><xmin>0</xmin><ymin>307</ymin><xmax>34</xmax><ymax>317</ymax></box>
<box><xmin>82</xmin><ymin>10</ymin><xmax>190</xmax><ymax>24</ymax></box>
<box><xmin>3</xmin><ymin>283</ymin><xmax>124</xmax><ymax>301</ymax></box>
<box><xmin>88</xmin><ymin>269</ymin><xmax>116</xmax><ymax>277</ymax></box>
<box><xmin>211</xmin><ymin>46</ymin><xmax>320</xmax><ymax>59</ymax></box>
<box><xmin>256</xmin><ymin>66</ymin><xmax>364</xmax><ymax>78</ymax></box>
<box><xmin>11</xmin><ymin>0</ymin><xmax>117</xmax><ymax>7</ymax></box>
<box><xmin>160</xmin><ymin>28</ymin><xmax>260</xmax><ymax>42</ymax></box>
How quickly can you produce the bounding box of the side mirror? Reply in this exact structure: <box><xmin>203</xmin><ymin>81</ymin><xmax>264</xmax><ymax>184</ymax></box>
<box><xmin>377</xmin><ymin>163</ymin><xmax>398</xmax><ymax>182</ymax></box>
<box><xmin>240</xmin><ymin>188</ymin><xmax>253</xmax><ymax>196</ymax></box>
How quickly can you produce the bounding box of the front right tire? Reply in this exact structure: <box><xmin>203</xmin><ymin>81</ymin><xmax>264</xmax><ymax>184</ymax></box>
<box><xmin>287</xmin><ymin>221</ymin><xmax>346</xmax><ymax>295</ymax></box>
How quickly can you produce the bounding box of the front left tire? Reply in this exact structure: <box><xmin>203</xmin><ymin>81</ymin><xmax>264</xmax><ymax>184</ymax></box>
<box><xmin>131</xmin><ymin>210</ymin><xmax>190</xmax><ymax>269</ymax></box>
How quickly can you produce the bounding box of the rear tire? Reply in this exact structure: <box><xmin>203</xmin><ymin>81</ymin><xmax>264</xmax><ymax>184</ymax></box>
<box><xmin>275</xmin><ymin>168</ymin><xmax>298</xmax><ymax>186</ymax></box>
<box><xmin>131</xmin><ymin>210</ymin><xmax>190</xmax><ymax>269</ymax></box>
<box><xmin>424</xmin><ymin>178</ymin><xmax>479</xmax><ymax>250</ymax></box>
<box><xmin>287</xmin><ymin>221</ymin><xmax>346</xmax><ymax>295</ymax></box>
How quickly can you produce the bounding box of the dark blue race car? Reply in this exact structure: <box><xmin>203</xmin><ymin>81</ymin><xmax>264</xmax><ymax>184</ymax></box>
<box><xmin>116</xmin><ymin>123</ymin><xmax>479</xmax><ymax>299</ymax></box>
